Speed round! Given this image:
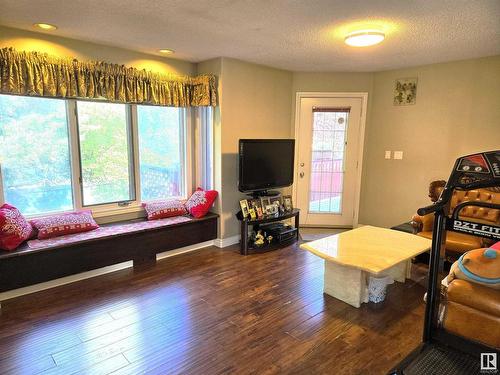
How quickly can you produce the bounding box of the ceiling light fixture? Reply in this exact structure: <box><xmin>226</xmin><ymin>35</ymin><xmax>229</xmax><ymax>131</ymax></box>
<box><xmin>158</xmin><ymin>49</ymin><xmax>174</xmax><ymax>54</ymax></box>
<box><xmin>345</xmin><ymin>30</ymin><xmax>385</xmax><ymax>47</ymax></box>
<box><xmin>33</xmin><ymin>23</ymin><xmax>58</xmax><ymax>31</ymax></box>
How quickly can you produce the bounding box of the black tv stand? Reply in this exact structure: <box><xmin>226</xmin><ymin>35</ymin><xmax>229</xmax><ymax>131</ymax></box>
<box><xmin>246</xmin><ymin>190</ymin><xmax>280</xmax><ymax>199</ymax></box>
<box><xmin>236</xmin><ymin>209</ymin><xmax>300</xmax><ymax>255</ymax></box>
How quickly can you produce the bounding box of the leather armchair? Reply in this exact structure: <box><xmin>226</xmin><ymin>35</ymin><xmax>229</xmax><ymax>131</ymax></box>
<box><xmin>442</xmin><ymin>279</ymin><xmax>500</xmax><ymax>349</ymax></box>
<box><xmin>411</xmin><ymin>181</ymin><xmax>500</xmax><ymax>258</ymax></box>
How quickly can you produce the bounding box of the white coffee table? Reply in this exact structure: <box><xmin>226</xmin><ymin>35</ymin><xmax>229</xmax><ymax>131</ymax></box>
<box><xmin>300</xmin><ymin>226</ymin><xmax>431</xmax><ymax>308</ymax></box>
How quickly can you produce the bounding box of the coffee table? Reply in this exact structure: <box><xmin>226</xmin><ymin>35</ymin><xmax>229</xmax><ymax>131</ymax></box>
<box><xmin>300</xmin><ymin>226</ymin><xmax>431</xmax><ymax>307</ymax></box>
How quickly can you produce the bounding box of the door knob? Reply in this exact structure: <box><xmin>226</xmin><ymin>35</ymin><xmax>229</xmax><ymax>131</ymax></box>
<box><xmin>299</xmin><ymin>172</ymin><xmax>305</xmax><ymax>178</ymax></box>
<box><xmin>300</xmin><ymin>163</ymin><xmax>305</xmax><ymax>167</ymax></box>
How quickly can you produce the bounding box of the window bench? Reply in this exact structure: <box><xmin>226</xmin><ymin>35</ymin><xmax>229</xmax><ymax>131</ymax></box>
<box><xmin>0</xmin><ymin>213</ymin><xmax>218</xmax><ymax>293</ymax></box>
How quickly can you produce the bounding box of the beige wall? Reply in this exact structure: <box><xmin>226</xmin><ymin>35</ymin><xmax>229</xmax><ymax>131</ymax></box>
<box><xmin>218</xmin><ymin>58</ymin><xmax>293</xmax><ymax>238</ymax></box>
<box><xmin>360</xmin><ymin>56</ymin><xmax>500</xmax><ymax>227</ymax></box>
<box><xmin>0</xmin><ymin>25</ymin><xmax>195</xmax><ymax>76</ymax></box>
<box><xmin>292</xmin><ymin>72</ymin><xmax>374</xmax><ymax>93</ymax></box>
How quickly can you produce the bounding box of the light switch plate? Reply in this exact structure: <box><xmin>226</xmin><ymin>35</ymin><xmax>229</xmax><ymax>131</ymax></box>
<box><xmin>394</xmin><ymin>151</ymin><xmax>404</xmax><ymax>160</ymax></box>
<box><xmin>385</xmin><ymin>151</ymin><xmax>391</xmax><ymax>159</ymax></box>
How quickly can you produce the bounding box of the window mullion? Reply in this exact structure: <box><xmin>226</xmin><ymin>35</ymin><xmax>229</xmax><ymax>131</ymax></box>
<box><xmin>66</xmin><ymin>99</ymin><xmax>83</xmax><ymax>211</ymax></box>
<box><xmin>0</xmin><ymin>163</ymin><xmax>5</xmax><ymax>206</ymax></box>
<box><xmin>194</xmin><ymin>107</ymin><xmax>202</xmax><ymax>189</ymax></box>
<box><xmin>130</xmin><ymin>104</ymin><xmax>141</xmax><ymax>204</ymax></box>
<box><xmin>183</xmin><ymin>108</ymin><xmax>193</xmax><ymax>197</ymax></box>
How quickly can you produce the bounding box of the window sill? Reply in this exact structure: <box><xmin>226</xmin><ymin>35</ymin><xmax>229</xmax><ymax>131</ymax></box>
<box><xmin>91</xmin><ymin>204</ymin><xmax>144</xmax><ymax>219</ymax></box>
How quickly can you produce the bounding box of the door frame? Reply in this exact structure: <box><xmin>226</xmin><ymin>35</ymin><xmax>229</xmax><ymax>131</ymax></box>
<box><xmin>292</xmin><ymin>92</ymin><xmax>368</xmax><ymax>228</ymax></box>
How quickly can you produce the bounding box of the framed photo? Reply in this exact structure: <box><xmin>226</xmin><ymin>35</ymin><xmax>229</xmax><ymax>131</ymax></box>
<box><xmin>394</xmin><ymin>77</ymin><xmax>417</xmax><ymax>106</ymax></box>
<box><xmin>239</xmin><ymin>199</ymin><xmax>249</xmax><ymax>218</ymax></box>
<box><xmin>282</xmin><ymin>195</ymin><xmax>293</xmax><ymax>211</ymax></box>
<box><xmin>270</xmin><ymin>196</ymin><xmax>284</xmax><ymax>214</ymax></box>
<box><xmin>249</xmin><ymin>199</ymin><xmax>263</xmax><ymax>218</ymax></box>
<box><xmin>260</xmin><ymin>197</ymin><xmax>272</xmax><ymax>212</ymax></box>
<box><xmin>270</xmin><ymin>196</ymin><xmax>282</xmax><ymax>207</ymax></box>
<box><xmin>248</xmin><ymin>207</ymin><xmax>257</xmax><ymax>220</ymax></box>
<box><xmin>265</xmin><ymin>204</ymin><xmax>278</xmax><ymax>215</ymax></box>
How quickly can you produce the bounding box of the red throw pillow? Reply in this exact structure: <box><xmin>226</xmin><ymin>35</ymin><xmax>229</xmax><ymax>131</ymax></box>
<box><xmin>31</xmin><ymin>210</ymin><xmax>99</xmax><ymax>240</ymax></box>
<box><xmin>0</xmin><ymin>204</ymin><xmax>34</xmax><ymax>251</ymax></box>
<box><xmin>185</xmin><ymin>188</ymin><xmax>218</xmax><ymax>218</ymax></box>
<box><xmin>142</xmin><ymin>200</ymin><xmax>187</xmax><ymax>220</ymax></box>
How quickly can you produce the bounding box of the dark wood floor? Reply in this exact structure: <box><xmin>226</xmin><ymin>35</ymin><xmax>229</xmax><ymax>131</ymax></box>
<box><xmin>0</xmin><ymin>242</ymin><xmax>427</xmax><ymax>375</ymax></box>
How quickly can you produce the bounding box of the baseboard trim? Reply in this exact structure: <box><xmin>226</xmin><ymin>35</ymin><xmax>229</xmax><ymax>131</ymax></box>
<box><xmin>214</xmin><ymin>235</ymin><xmax>240</xmax><ymax>248</ymax></box>
<box><xmin>0</xmin><ymin>240</ymin><xmax>214</xmax><ymax>303</ymax></box>
<box><xmin>157</xmin><ymin>240</ymin><xmax>214</xmax><ymax>260</ymax></box>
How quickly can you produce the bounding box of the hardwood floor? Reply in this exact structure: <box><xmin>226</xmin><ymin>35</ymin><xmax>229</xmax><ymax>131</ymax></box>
<box><xmin>0</xmin><ymin>242</ymin><xmax>426</xmax><ymax>375</ymax></box>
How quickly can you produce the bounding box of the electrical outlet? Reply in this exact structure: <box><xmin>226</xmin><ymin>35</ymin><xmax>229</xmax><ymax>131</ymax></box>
<box><xmin>385</xmin><ymin>151</ymin><xmax>391</xmax><ymax>159</ymax></box>
<box><xmin>394</xmin><ymin>151</ymin><xmax>404</xmax><ymax>160</ymax></box>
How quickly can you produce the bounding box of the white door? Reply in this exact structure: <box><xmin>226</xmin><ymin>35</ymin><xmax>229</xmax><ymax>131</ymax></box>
<box><xmin>295</xmin><ymin>96</ymin><xmax>363</xmax><ymax>227</ymax></box>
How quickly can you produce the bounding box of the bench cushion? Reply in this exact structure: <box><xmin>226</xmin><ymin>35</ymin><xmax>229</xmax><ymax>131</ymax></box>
<box><xmin>27</xmin><ymin>215</ymin><xmax>192</xmax><ymax>250</ymax></box>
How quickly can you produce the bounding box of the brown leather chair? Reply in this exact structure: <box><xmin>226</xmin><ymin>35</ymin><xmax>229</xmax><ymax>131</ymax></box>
<box><xmin>412</xmin><ymin>181</ymin><xmax>500</xmax><ymax>259</ymax></box>
<box><xmin>443</xmin><ymin>279</ymin><xmax>500</xmax><ymax>349</ymax></box>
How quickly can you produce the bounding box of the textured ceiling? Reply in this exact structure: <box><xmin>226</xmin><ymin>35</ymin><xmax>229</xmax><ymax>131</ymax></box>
<box><xmin>1</xmin><ymin>0</ymin><xmax>499</xmax><ymax>72</ymax></box>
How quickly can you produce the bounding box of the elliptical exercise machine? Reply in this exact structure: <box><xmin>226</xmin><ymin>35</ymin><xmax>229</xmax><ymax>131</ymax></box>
<box><xmin>390</xmin><ymin>150</ymin><xmax>500</xmax><ymax>374</ymax></box>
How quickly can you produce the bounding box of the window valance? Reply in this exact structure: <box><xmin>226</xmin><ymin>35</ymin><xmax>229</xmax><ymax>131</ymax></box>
<box><xmin>0</xmin><ymin>47</ymin><xmax>217</xmax><ymax>107</ymax></box>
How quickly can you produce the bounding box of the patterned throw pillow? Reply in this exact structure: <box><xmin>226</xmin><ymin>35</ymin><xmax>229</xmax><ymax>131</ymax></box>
<box><xmin>31</xmin><ymin>210</ymin><xmax>99</xmax><ymax>240</ymax></box>
<box><xmin>142</xmin><ymin>200</ymin><xmax>187</xmax><ymax>220</ymax></box>
<box><xmin>185</xmin><ymin>188</ymin><xmax>218</xmax><ymax>218</ymax></box>
<box><xmin>0</xmin><ymin>204</ymin><xmax>34</xmax><ymax>251</ymax></box>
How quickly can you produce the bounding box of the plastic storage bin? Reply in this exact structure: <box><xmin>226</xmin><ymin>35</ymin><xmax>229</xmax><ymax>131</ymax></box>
<box><xmin>368</xmin><ymin>275</ymin><xmax>394</xmax><ymax>303</ymax></box>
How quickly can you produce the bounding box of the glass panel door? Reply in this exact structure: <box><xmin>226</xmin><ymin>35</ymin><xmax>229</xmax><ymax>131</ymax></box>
<box><xmin>308</xmin><ymin>108</ymin><xmax>350</xmax><ymax>214</ymax></box>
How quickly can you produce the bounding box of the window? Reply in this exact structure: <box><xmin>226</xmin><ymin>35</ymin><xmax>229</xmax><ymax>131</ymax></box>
<box><xmin>309</xmin><ymin>108</ymin><xmax>349</xmax><ymax>214</ymax></box>
<box><xmin>0</xmin><ymin>95</ymin><xmax>73</xmax><ymax>215</ymax></box>
<box><xmin>0</xmin><ymin>94</ymin><xmax>192</xmax><ymax>218</ymax></box>
<box><xmin>77</xmin><ymin>101</ymin><xmax>135</xmax><ymax>206</ymax></box>
<box><xmin>137</xmin><ymin>105</ymin><xmax>184</xmax><ymax>201</ymax></box>
<box><xmin>198</xmin><ymin>106</ymin><xmax>214</xmax><ymax>190</ymax></box>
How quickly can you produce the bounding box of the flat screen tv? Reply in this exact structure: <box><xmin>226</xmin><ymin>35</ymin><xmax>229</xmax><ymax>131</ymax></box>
<box><xmin>238</xmin><ymin>139</ymin><xmax>295</xmax><ymax>194</ymax></box>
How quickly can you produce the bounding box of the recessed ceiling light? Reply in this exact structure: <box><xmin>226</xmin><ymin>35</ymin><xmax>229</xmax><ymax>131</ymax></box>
<box><xmin>158</xmin><ymin>49</ymin><xmax>174</xmax><ymax>54</ymax></box>
<box><xmin>345</xmin><ymin>30</ymin><xmax>385</xmax><ymax>47</ymax></box>
<box><xmin>33</xmin><ymin>23</ymin><xmax>58</xmax><ymax>31</ymax></box>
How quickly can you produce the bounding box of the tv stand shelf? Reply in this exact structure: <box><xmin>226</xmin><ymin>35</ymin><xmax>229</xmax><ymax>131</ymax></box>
<box><xmin>236</xmin><ymin>209</ymin><xmax>300</xmax><ymax>255</ymax></box>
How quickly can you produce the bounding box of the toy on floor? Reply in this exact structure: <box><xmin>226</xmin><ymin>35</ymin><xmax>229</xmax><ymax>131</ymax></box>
<box><xmin>447</xmin><ymin>243</ymin><xmax>500</xmax><ymax>289</ymax></box>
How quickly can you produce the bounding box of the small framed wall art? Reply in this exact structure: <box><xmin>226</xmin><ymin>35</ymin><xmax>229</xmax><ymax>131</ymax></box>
<box><xmin>394</xmin><ymin>77</ymin><xmax>417</xmax><ymax>106</ymax></box>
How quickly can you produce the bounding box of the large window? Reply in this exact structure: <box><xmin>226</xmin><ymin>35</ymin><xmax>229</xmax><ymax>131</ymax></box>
<box><xmin>0</xmin><ymin>94</ymin><xmax>191</xmax><ymax>217</ymax></box>
<box><xmin>77</xmin><ymin>101</ymin><xmax>134</xmax><ymax>206</ymax></box>
<box><xmin>0</xmin><ymin>95</ymin><xmax>73</xmax><ymax>215</ymax></box>
<box><xmin>137</xmin><ymin>105</ymin><xmax>184</xmax><ymax>201</ymax></box>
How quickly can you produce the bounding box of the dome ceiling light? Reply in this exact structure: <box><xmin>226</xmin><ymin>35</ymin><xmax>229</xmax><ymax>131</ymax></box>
<box><xmin>344</xmin><ymin>30</ymin><xmax>385</xmax><ymax>47</ymax></box>
<box><xmin>33</xmin><ymin>23</ymin><xmax>58</xmax><ymax>31</ymax></box>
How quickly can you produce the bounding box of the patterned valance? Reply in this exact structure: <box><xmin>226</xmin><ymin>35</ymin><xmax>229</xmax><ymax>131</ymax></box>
<box><xmin>0</xmin><ymin>47</ymin><xmax>217</xmax><ymax>107</ymax></box>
